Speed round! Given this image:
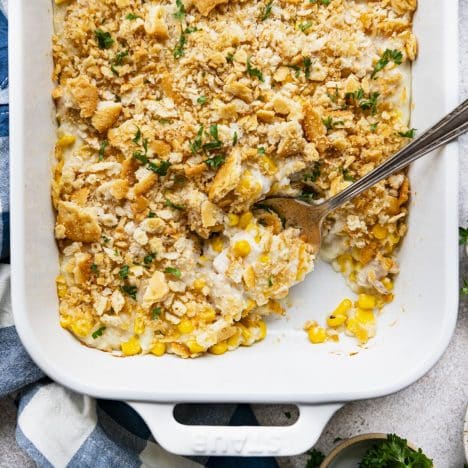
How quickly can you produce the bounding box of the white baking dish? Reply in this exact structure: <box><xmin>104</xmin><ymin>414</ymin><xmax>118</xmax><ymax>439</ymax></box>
<box><xmin>9</xmin><ymin>0</ymin><xmax>459</xmax><ymax>457</ymax></box>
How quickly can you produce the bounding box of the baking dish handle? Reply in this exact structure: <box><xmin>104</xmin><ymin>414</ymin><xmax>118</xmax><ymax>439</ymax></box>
<box><xmin>128</xmin><ymin>402</ymin><xmax>342</xmax><ymax>457</ymax></box>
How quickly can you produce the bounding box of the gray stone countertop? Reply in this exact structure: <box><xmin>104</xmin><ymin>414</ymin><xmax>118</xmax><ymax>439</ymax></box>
<box><xmin>1</xmin><ymin>3</ymin><xmax>467</xmax><ymax>467</ymax></box>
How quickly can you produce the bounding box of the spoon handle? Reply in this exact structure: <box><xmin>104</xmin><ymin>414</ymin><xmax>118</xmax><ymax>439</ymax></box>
<box><xmin>322</xmin><ymin>99</ymin><xmax>468</xmax><ymax>213</ymax></box>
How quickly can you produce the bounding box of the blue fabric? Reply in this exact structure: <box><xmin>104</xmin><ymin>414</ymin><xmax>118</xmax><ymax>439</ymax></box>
<box><xmin>0</xmin><ymin>8</ymin><xmax>279</xmax><ymax>467</ymax></box>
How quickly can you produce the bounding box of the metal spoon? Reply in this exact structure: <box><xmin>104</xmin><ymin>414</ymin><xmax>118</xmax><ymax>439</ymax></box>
<box><xmin>260</xmin><ymin>99</ymin><xmax>468</xmax><ymax>251</ymax></box>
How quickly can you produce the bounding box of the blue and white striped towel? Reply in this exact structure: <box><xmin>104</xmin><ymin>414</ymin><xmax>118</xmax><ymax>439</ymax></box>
<box><xmin>0</xmin><ymin>5</ymin><xmax>281</xmax><ymax>467</ymax></box>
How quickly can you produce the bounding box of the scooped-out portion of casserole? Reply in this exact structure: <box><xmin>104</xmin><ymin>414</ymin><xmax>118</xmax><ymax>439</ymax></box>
<box><xmin>52</xmin><ymin>0</ymin><xmax>416</xmax><ymax>357</ymax></box>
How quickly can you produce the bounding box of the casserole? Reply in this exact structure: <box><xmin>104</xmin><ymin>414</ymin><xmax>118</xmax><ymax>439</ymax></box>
<box><xmin>9</xmin><ymin>0</ymin><xmax>459</xmax><ymax>457</ymax></box>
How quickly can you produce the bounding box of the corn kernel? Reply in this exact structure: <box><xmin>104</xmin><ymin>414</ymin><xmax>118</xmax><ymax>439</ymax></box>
<box><xmin>308</xmin><ymin>326</ymin><xmax>327</xmax><ymax>344</ymax></box>
<box><xmin>238</xmin><ymin>323</ymin><xmax>251</xmax><ymax>342</ymax></box>
<box><xmin>245</xmin><ymin>298</ymin><xmax>256</xmax><ymax>312</ymax></box>
<box><xmin>151</xmin><ymin>342</ymin><xmax>166</xmax><ymax>356</ymax></box>
<box><xmin>356</xmin><ymin>308</ymin><xmax>375</xmax><ymax>324</ymax></box>
<box><xmin>238</xmin><ymin>212</ymin><xmax>253</xmax><ymax>229</ymax></box>
<box><xmin>228</xmin><ymin>213</ymin><xmax>240</xmax><ymax>226</ymax></box>
<box><xmin>60</xmin><ymin>315</ymin><xmax>72</xmax><ymax>329</ymax></box>
<box><xmin>211</xmin><ymin>237</ymin><xmax>224</xmax><ymax>253</ymax></box>
<box><xmin>337</xmin><ymin>253</ymin><xmax>353</xmax><ymax>273</ymax></box>
<box><xmin>178</xmin><ymin>319</ymin><xmax>194</xmax><ymax>334</ymax></box>
<box><xmin>327</xmin><ymin>314</ymin><xmax>347</xmax><ymax>327</ymax></box>
<box><xmin>382</xmin><ymin>277</ymin><xmax>394</xmax><ymax>291</ymax></box>
<box><xmin>372</xmin><ymin>224</ymin><xmax>388</xmax><ymax>240</ymax></box>
<box><xmin>357</xmin><ymin>293</ymin><xmax>376</xmax><ymax>310</ymax></box>
<box><xmin>209</xmin><ymin>341</ymin><xmax>228</xmax><ymax>355</ymax></box>
<box><xmin>134</xmin><ymin>316</ymin><xmax>145</xmax><ymax>335</ymax></box>
<box><xmin>193</xmin><ymin>278</ymin><xmax>206</xmax><ymax>291</ymax></box>
<box><xmin>200</xmin><ymin>306</ymin><xmax>217</xmax><ymax>322</ymax></box>
<box><xmin>228</xmin><ymin>331</ymin><xmax>241</xmax><ymax>348</ymax></box>
<box><xmin>57</xmin><ymin>283</ymin><xmax>68</xmax><ymax>299</ymax></box>
<box><xmin>389</xmin><ymin>234</ymin><xmax>400</xmax><ymax>245</ymax></box>
<box><xmin>259</xmin><ymin>156</ymin><xmax>277</xmax><ymax>175</ymax></box>
<box><xmin>70</xmin><ymin>318</ymin><xmax>93</xmax><ymax>338</ymax></box>
<box><xmin>334</xmin><ymin>298</ymin><xmax>353</xmax><ymax>316</ymax></box>
<box><xmin>233</xmin><ymin>240</ymin><xmax>251</xmax><ymax>257</ymax></box>
<box><xmin>188</xmin><ymin>341</ymin><xmax>205</xmax><ymax>354</ymax></box>
<box><xmin>259</xmin><ymin>254</ymin><xmax>270</xmax><ymax>263</ymax></box>
<box><xmin>55</xmin><ymin>0</ymin><xmax>71</xmax><ymax>4</ymax></box>
<box><xmin>57</xmin><ymin>134</ymin><xmax>76</xmax><ymax>147</ymax></box>
<box><xmin>257</xmin><ymin>320</ymin><xmax>267</xmax><ymax>341</ymax></box>
<box><xmin>383</xmin><ymin>293</ymin><xmax>394</xmax><ymax>303</ymax></box>
<box><xmin>121</xmin><ymin>336</ymin><xmax>141</xmax><ymax>356</ymax></box>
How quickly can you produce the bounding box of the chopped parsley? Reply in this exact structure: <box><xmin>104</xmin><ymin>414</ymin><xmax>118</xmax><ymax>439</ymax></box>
<box><xmin>190</xmin><ymin>125</ymin><xmax>204</xmax><ymax>153</ymax></box>
<box><xmin>90</xmin><ymin>264</ymin><xmax>99</xmax><ymax>274</ymax></box>
<box><xmin>173</xmin><ymin>26</ymin><xmax>198</xmax><ymax>59</ymax></box>
<box><xmin>102</xmin><ymin>236</ymin><xmax>110</xmax><ymax>244</ymax></box>
<box><xmin>121</xmin><ymin>284</ymin><xmax>137</xmax><ymax>300</ymax></box>
<box><xmin>322</xmin><ymin>116</ymin><xmax>344</xmax><ymax>130</ymax></box>
<box><xmin>226</xmin><ymin>52</ymin><xmax>235</xmax><ymax>63</ymax></box>
<box><xmin>111</xmin><ymin>49</ymin><xmax>129</xmax><ymax>74</ymax></box>
<box><xmin>92</xmin><ymin>326</ymin><xmax>106</xmax><ymax>339</ymax></box>
<box><xmin>303</xmin><ymin>162</ymin><xmax>321</xmax><ymax>182</ymax></box>
<box><xmin>305</xmin><ymin>448</ymin><xmax>325</xmax><ymax>468</ymax></box>
<box><xmin>148</xmin><ymin>211</ymin><xmax>156</xmax><ymax>218</ymax></box>
<box><xmin>232</xmin><ymin>131</ymin><xmax>238</xmax><ymax>146</ymax></box>
<box><xmin>370</xmin><ymin>122</ymin><xmax>379</xmax><ymax>132</ymax></box>
<box><xmin>132</xmin><ymin>126</ymin><xmax>142</xmax><ymax>145</ymax></box>
<box><xmin>119</xmin><ymin>265</ymin><xmax>130</xmax><ymax>280</ymax></box>
<box><xmin>164</xmin><ymin>267</ymin><xmax>182</xmax><ymax>278</ymax></box>
<box><xmin>359</xmin><ymin>92</ymin><xmax>380</xmax><ymax>114</ymax></box>
<box><xmin>205</xmin><ymin>154</ymin><xmax>226</xmax><ymax>169</ymax></box>
<box><xmin>197</xmin><ymin>95</ymin><xmax>207</xmax><ymax>105</ymax></box>
<box><xmin>144</xmin><ymin>253</ymin><xmax>156</xmax><ymax>265</ymax></box>
<box><xmin>345</xmin><ymin>88</ymin><xmax>379</xmax><ymax>114</ymax></box>
<box><xmin>260</xmin><ymin>1</ymin><xmax>273</xmax><ymax>21</ymax></box>
<box><xmin>309</xmin><ymin>0</ymin><xmax>330</xmax><ymax>5</ymax></box>
<box><xmin>257</xmin><ymin>146</ymin><xmax>266</xmax><ymax>155</ymax></box>
<box><xmin>98</xmin><ymin>140</ymin><xmax>108</xmax><ymax>161</ymax></box>
<box><xmin>303</xmin><ymin>57</ymin><xmax>312</xmax><ymax>79</ymax></box>
<box><xmin>148</xmin><ymin>160</ymin><xmax>171</xmax><ymax>176</ymax></box>
<box><xmin>268</xmin><ymin>277</ymin><xmax>273</xmax><ymax>287</ymax></box>
<box><xmin>327</xmin><ymin>86</ymin><xmax>339</xmax><ymax>103</ymax></box>
<box><xmin>95</xmin><ymin>29</ymin><xmax>114</xmax><ymax>49</ymax></box>
<box><xmin>152</xmin><ymin>307</ymin><xmax>162</xmax><ymax>319</ymax></box>
<box><xmin>342</xmin><ymin>167</ymin><xmax>356</xmax><ymax>182</ymax></box>
<box><xmin>459</xmin><ymin>226</ymin><xmax>468</xmax><ymax>245</ymax></box>
<box><xmin>202</xmin><ymin>125</ymin><xmax>222</xmax><ymax>151</ymax></box>
<box><xmin>288</xmin><ymin>57</ymin><xmax>312</xmax><ymax>79</ymax></box>
<box><xmin>398</xmin><ymin>128</ymin><xmax>417</xmax><ymax>138</ymax></box>
<box><xmin>165</xmin><ymin>197</ymin><xmax>185</xmax><ymax>210</ymax></box>
<box><xmin>173</xmin><ymin>0</ymin><xmax>186</xmax><ymax>21</ymax></box>
<box><xmin>298</xmin><ymin>21</ymin><xmax>313</xmax><ymax>32</ymax></box>
<box><xmin>371</xmin><ymin>49</ymin><xmax>403</xmax><ymax>79</ymax></box>
<box><xmin>126</xmin><ymin>13</ymin><xmax>141</xmax><ymax>20</ymax></box>
<box><xmin>246</xmin><ymin>57</ymin><xmax>264</xmax><ymax>81</ymax></box>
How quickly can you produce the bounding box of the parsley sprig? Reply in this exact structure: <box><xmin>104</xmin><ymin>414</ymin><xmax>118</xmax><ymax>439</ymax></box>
<box><xmin>309</xmin><ymin>0</ymin><xmax>330</xmax><ymax>5</ymax></box>
<box><xmin>205</xmin><ymin>154</ymin><xmax>226</xmax><ymax>169</ymax></box>
<box><xmin>173</xmin><ymin>26</ymin><xmax>199</xmax><ymax>59</ymax></box>
<box><xmin>371</xmin><ymin>49</ymin><xmax>403</xmax><ymax>79</ymax></box>
<box><xmin>359</xmin><ymin>434</ymin><xmax>432</xmax><ymax>467</ymax></box>
<box><xmin>98</xmin><ymin>140</ymin><xmax>108</xmax><ymax>161</ymax></box>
